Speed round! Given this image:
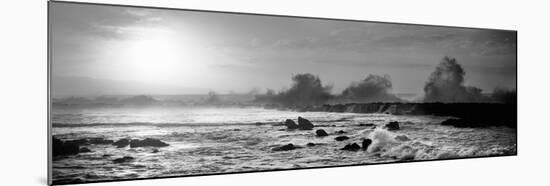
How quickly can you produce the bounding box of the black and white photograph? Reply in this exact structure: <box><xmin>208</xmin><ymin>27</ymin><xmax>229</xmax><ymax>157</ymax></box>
<box><xmin>49</xmin><ymin>1</ymin><xmax>517</xmax><ymax>185</ymax></box>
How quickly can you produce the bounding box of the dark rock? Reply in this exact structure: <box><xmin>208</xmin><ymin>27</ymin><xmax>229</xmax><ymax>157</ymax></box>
<box><xmin>113</xmin><ymin>139</ymin><xmax>130</xmax><ymax>148</ymax></box>
<box><xmin>151</xmin><ymin>149</ymin><xmax>159</xmax><ymax>153</ymax></box>
<box><xmin>113</xmin><ymin>156</ymin><xmax>134</xmax><ymax>163</ymax></box>
<box><xmin>395</xmin><ymin>135</ymin><xmax>410</xmax><ymax>141</ymax></box>
<box><xmin>384</xmin><ymin>121</ymin><xmax>400</xmax><ymax>131</ymax></box>
<box><xmin>284</xmin><ymin>119</ymin><xmax>299</xmax><ymax>129</ymax></box>
<box><xmin>358</xmin><ymin>123</ymin><xmax>376</xmax><ymax>127</ymax></box>
<box><xmin>52</xmin><ymin>137</ymin><xmax>80</xmax><ymax>156</ymax></box>
<box><xmin>334</xmin><ymin>136</ymin><xmax>350</xmax><ymax>141</ymax></box>
<box><xmin>66</xmin><ymin>139</ymin><xmax>88</xmax><ymax>146</ymax></box>
<box><xmin>341</xmin><ymin>143</ymin><xmax>361</xmax><ymax>151</ymax></box>
<box><xmin>336</xmin><ymin>130</ymin><xmax>346</xmax><ymax>134</ymax></box>
<box><xmin>88</xmin><ymin>137</ymin><xmax>114</xmax><ymax>145</ymax></box>
<box><xmin>314</xmin><ymin>103</ymin><xmax>517</xmax><ymax>129</ymax></box>
<box><xmin>79</xmin><ymin>147</ymin><xmax>92</xmax><ymax>153</ymax></box>
<box><xmin>306</xmin><ymin>142</ymin><xmax>316</xmax><ymax>147</ymax></box>
<box><xmin>315</xmin><ymin>129</ymin><xmax>329</xmax><ymax>137</ymax></box>
<box><xmin>441</xmin><ymin>118</ymin><xmax>477</xmax><ymax>128</ymax></box>
<box><xmin>362</xmin><ymin>139</ymin><xmax>372</xmax><ymax>151</ymax></box>
<box><xmin>297</xmin><ymin>117</ymin><xmax>314</xmax><ymax>130</ymax></box>
<box><xmin>440</xmin><ymin>117</ymin><xmax>514</xmax><ymax>128</ymax></box>
<box><xmin>129</xmin><ymin>138</ymin><xmax>169</xmax><ymax>148</ymax></box>
<box><xmin>272</xmin><ymin>143</ymin><xmax>300</xmax><ymax>151</ymax></box>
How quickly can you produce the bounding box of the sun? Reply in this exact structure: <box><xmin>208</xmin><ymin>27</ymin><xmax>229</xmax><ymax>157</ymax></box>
<box><xmin>117</xmin><ymin>29</ymin><xmax>194</xmax><ymax>83</ymax></box>
<box><xmin>101</xmin><ymin>26</ymin><xmax>213</xmax><ymax>87</ymax></box>
<box><xmin>127</xmin><ymin>38</ymin><xmax>181</xmax><ymax>75</ymax></box>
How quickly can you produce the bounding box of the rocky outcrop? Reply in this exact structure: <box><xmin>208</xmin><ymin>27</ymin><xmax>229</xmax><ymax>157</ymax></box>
<box><xmin>297</xmin><ymin>117</ymin><xmax>314</xmax><ymax>130</ymax></box>
<box><xmin>129</xmin><ymin>138</ymin><xmax>169</xmax><ymax>148</ymax></box>
<box><xmin>334</xmin><ymin>136</ymin><xmax>350</xmax><ymax>141</ymax></box>
<box><xmin>362</xmin><ymin>139</ymin><xmax>372</xmax><ymax>151</ymax></box>
<box><xmin>358</xmin><ymin>123</ymin><xmax>376</xmax><ymax>127</ymax></box>
<box><xmin>113</xmin><ymin>139</ymin><xmax>130</xmax><ymax>148</ymax></box>
<box><xmin>284</xmin><ymin>117</ymin><xmax>315</xmax><ymax>130</ymax></box>
<box><xmin>335</xmin><ymin>130</ymin><xmax>346</xmax><ymax>134</ymax></box>
<box><xmin>316</xmin><ymin>129</ymin><xmax>328</xmax><ymax>137</ymax></box>
<box><xmin>341</xmin><ymin>143</ymin><xmax>361</xmax><ymax>151</ymax></box>
<box><xmin>87</xmin><ymin>138</ymin><xmax>114</xmax><ymax>145</ymax></box>
<box><xmin>394</xmin><ymin>135</ymin><xmax>410</xmax><ymax>141</ymax></box>
<box><xmin>65</xmin><ymin>139</ymin><xmax>88</xmax><ymax>146</ymax></box>
<box><xmin>78</xmin><ymin>147</ymin><xmax>92</xmax><ymax>153</ymax></box>
<box><xmin>52</xmin><ymin>137</ymin><xmax>80</xmax><ymax>156</ymax></box>
<box><xmin>299</xmin><ymin>103</ymin><xmax>516</xmax><ymax>128</ymax></box>
<box><xmin>384</xmin><ymin>121</ymin><xmax>400</xmax><ymax>131</ymax></box>
<box><xmin>440</xmin><ymin>116</ymin><xmax>516</xmax><ymax>128</ymax></box>
<box><xmin>284</xmin><ymin>119</ymin><xmax>299</xmax><ymax>129</ymax></box>
<box><xmin>272</xmin><ymin>143</ymin><xmax>300</xmax><ymax>151</ymax></box>
<box><xmin>113</xmin><ymin>156</ymin><xmax>134</xmax><ymax>163</ymax></box>
<box><xmin>306</xmin><ymin>142</ymin><xmax>316</xmax><ymax>147</ymax></box>
<box><xmin>440</xmin><ymin>118</ymin><xmax>485</xmax><ymax>128</ymax></box>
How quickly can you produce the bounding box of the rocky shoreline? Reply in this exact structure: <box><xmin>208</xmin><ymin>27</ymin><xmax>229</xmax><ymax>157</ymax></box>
<box><xmin>291</xmin><ymin>102</ymin><xmax>516</xmax><ymax>128</ymax></box>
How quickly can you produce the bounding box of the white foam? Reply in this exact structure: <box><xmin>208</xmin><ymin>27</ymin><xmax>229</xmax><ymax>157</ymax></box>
<box><xmin>367</xmin><ymin>128</ymin><xmax>398</xmax><ymax>153</ymax></box>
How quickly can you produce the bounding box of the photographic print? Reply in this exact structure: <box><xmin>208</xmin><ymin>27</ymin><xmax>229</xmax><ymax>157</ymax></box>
<box><xmin>48</xmin><ymin>1</ymin><xmax>517</xmax><ymax>185</ymax></box>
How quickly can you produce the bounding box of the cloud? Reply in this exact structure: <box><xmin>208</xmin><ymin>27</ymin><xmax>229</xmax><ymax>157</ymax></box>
<box><xmin>50</xmin><ymin>2</ymin><xmax>163</xmax><ymax>40</ymax></box>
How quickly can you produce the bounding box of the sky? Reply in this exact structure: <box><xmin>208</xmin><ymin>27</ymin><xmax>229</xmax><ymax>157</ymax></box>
<box><xmin>50</xmin><ymin>2</ymin><xmax>516</xmax><ymax>96</ymax></box>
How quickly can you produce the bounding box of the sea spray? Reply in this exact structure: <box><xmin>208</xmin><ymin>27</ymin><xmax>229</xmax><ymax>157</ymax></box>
<box><xmin>367</xmin><ymin>128</ymin><xmax>399</xmax><ymax>153</ymax></box>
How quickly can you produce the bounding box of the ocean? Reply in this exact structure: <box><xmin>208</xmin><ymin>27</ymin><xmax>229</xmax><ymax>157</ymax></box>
<box><xmin>51</xmin><ymin>106</ymin><xmax>516</xmax><ymax>184</ymax></box>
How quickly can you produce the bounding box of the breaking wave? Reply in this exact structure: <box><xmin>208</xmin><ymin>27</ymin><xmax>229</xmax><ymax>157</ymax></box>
<box><xmin>365</xmin><ymin>128</ymin><xmax>516</xmax><ymax>160</ymax></box>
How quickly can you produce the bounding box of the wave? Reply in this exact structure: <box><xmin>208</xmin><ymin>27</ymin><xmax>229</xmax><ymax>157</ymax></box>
<box><xmin>367</xmin><ymin>128</ymin><xmax>399</xmax><ymax>153</ymax></box>
<box><xmin>365</xmin><ymin>128</ymin><xmax>515</xmax><ymax>160</ymax></box>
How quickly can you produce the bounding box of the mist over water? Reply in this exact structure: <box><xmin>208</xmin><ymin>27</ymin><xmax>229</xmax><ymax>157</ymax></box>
<box><xmin>339</xmin><ymin>74</ymin><xmax>401</xmax><ymax>103</ymax></box>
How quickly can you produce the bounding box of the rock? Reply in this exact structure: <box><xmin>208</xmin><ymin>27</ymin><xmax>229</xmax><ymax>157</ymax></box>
<box><xmin>88</xmin><ymin>137</ymin><xmax>114</xmax><ymax>145</ymax></box>
<box><xmin>297</xmin><ymin>117</ymin><xmax>314</xmax><ymax>130</ymax></box>
<box><xmin>130</xmin><ymin>138</ymin><xmax>169</xmax><ymax>148</ymax></box>
<box><xmin>52</xmin><ymin>137</ymin><xmax>80</xmax><ymax>156</ymax></box>
<box><xmin>113</xmin><ymin>156</ymin><xmax>134</xmax><ymax>163</ymax></box>
<box><xmin>151</xmin><ymin>149</ymin><xmax>159</xmax><ymax>153</ymax></box>
<box><xmin>79</xmin><ymin>147</ymin><xmax>92</xmax><ymax>153</ymax></box>
<box><xmin>359</xmin><ymin>123</ymin><xmax>376</xmax><ymax>127</ymax></box>
<box><xmin>441</xmin><ymin>118</ymin><xmax>478</xmax><ymax>128</ymax></box>
<box><xmin>66</xmin><ymin>139</ymin><xmax>88</xmax><ymax>146</ymax></box>
<box><xmin>272</xmin><ymin>143</ymin><xmax>300</xmax><ymax>151</ymax></box>
<box><xmin>395</xmin><ymin>135</ymin><xmax>410</xmax><ymax>141</ymax></box>
<box><xmin>315</xmin><ymin>129</ymin><xmax>329</xmax><ymax>137</ymax></box>
<box><xmin>384</xmin><ymin>121</ymin><xmax>400</xmax><ymax>131</ymax></box>
<box><xmin>284</xmin><ymin>119</ymin><xmax>299</xmax><ymax>129</ymax></box>
<box><xmin>440</xmin><ymin>118</ymin><xmax>512</xmax><ymax>128</ymax></box>
<box><xmin>113</xmin><ymin>139</ymin><xmax>130</xmax><ymax>148</ymax></box>
<box><xmin>341</xmin><ymin>143</ymin><xmax>361</xmax><ymax>151</ymax></box>
<box><xmin>306</xmin><ymin>142</ymin><xmax>316</xmax><ymax>147</ymax></box>
<box><xmin>334</xmin><ymin>136</ymin><xmax>350</xmax><ymax>141</ymax></box>
<box><xmin>336</xmin><ymin>130</ymin><xmax>346</xmax><ymax>134</ymax></box>
<box><xmin>362</xmin><ymin>139</ymin><xmax>372</xmax><ymax>151</ymax></box>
